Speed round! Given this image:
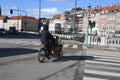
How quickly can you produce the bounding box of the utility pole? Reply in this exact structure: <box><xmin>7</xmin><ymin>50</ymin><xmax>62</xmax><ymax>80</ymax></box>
<box><xmin>73</xmin><ymin>0</ymin><xmax>77</xmax><ymax>40</ymax></box>
<box><xmin>38</xmin><ymin>0</ymin><xmax>41</xmax><ymax>32</ymax></box>
<box><xmin>0</xmin><ymin>5</ymin><xmax>2</xmax><ymax>15</ymax></box>
<box><xmin>17</xmin><ymin>7</ymin><xmax>19</xmax><ymax>31</ymax></box>
<box><xmin>39</xmin><ymin>0</ymin><xmax>41</xmax><ymax>20</ymax></box>
<box><xmin>84</xmin><ymin>3</ymin><xmax>91</xmax><ymax>44</ymax></box>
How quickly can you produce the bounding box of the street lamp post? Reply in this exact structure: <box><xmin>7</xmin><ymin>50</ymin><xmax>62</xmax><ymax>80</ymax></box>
<box><xmin>73</xmin><ymin>0</ymin><xmax>77</xmax><ymax>40</ymax></box>
<box><xmin>84</xmin><ymin>5</ymin><xmax>98</xmax><ymax>45</ymax></box>
<box><xmin>84</xmin><ymin>4</ymin><xmax>91</xmax><ymax>44</ymax></box>
<box><xmin>39</xmin><ymin>0</ymin><xmax>41</xmax><ymax>20</ymax></box>
<box><xmin>17</xmin><ymin>7</ymin><xmax>19</xmax><ymax>31</ymax></box>
<box><xmin>38</xmin><ymin>0</ymin><xmax>41</xmax><ymax>32</ymax></box>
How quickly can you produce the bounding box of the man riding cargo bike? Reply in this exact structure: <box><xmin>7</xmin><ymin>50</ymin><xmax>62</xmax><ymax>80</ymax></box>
<box><xmin>38</xmin><ymin>25</ymin><xmax>63</xmax><ymax>63</ymax></box>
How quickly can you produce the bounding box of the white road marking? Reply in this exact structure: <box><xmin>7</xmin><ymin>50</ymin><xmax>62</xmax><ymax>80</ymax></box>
<box><xmin>85</xmin><ymin>69</ymin><xmax>120</xmax><ymax>77</ymax></box>
<box><xmin>85</xmin><ymin>64</ymin><xmax>120</xmax><ymax>71</ymax></box>
<box><xmin>93</xmin><ymin>55</ymin><xmax>120</xmax><ymax>60</ymax></box>
<box><xmin>33</xmin><ymin>43</ymin><xmax>41</xmax><ymax>45</ymax></box>
<box><xmin>63</xmin><ymin>44</ymin><xmax>69</xmax><ymax>48</ymax></box>
<box><xmin>96</xmin><ymin>58</ymin><xmax>120</xmax><ymax>63</ymax></box>
<box><xmin>14</xmin><ymin>41</ymin><xmax>29</xmax><ymax>44</ymax></box>
<box><xmin>72</xmin><ymin>44</ymin><xmax>78</xmax><ymax>48</ymax></box>
<box><xmin>83</xmin><ymin>76</ymin><xmax>108</xmax><ymax>80</ymax></box>
<box><xmin>85</xmin><ymin>60</ymin><xmax>120</xmax><ymax>66</ymax></box>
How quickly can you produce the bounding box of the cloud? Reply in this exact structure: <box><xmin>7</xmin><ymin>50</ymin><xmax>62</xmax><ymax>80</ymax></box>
<box><xmin>42</xmin><ymin>7</ymin><xmax>60</xmax><ymax>18</ymax></box>
<box><xmin>10</xmin><ymin>6</ymin><xmax>19</xmax><ymax>10</ymax></box>
<box><xmin>27</xmin><ymin>7</ymin><xmax>61</xmax><ymax>18</ymax></box>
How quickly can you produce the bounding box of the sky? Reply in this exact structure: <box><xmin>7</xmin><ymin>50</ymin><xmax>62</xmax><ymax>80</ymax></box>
<box><xmin>0</xmin><ymin>0</ymin><xmax>120</xmax><ymax>18</ymax></box>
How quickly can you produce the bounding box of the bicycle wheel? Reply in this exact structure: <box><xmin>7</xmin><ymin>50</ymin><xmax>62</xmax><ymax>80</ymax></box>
<box><xmin>38</xmin><ymin>48</ymin><xmax>46</xmax><ymax>63</ymax></box>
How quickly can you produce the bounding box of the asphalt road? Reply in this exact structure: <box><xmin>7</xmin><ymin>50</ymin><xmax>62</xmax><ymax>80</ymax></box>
<box><xmin>0</xmin><ymin>33</ymin><xmax>120</xmax><ymax>80</ymax></box>
<box><xmin>0</xmin><ymin>37</ymin><xmax>84</xmax><ymax>80</ymax></box>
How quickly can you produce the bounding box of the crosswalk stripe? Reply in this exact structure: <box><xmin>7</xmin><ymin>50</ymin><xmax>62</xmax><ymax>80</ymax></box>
<box><xmin>72</xmin><ymin>44</ymin><xmax>78</xmax><ymax>48</ymax></box>
<box><xmin>14</xmin><ymin>41</ymin><xmax>29</xmax><ymax>44</ymax></box>
<box><xmin>83</xmin><ymin>76</ymin><xmax>108</xmax><ymax>80</ymax></box>
<box><xmin>4</xmin><ymin>39</ymin><xmax>38</xmax><ymax>45</ymax></box>
<box><xmin>85</xmin><ymin>60</ymin><xmax>120</xmax><ymax>66</ymax></box>
<box><xmin>85</xmin><ymin>64</ymin><xmax>120</xmax><ymax>71</ymax></box>
<box><xmin>95</xmin><ymin>58</ymin><xmax>120</xmax><ymax>63</ymax></box>
<box><xmin>33</xmin><ymin>43</ymin><xmax>41</xmax><ymax>45</ymax></box>
<box><xmin>7</xmin><ymin>39</ymin><xmax>23</xmax><ymax>43</ymax></box>
<box><xmin>22</xmin><ymin>42</ymin><xmax>34</xmax><ymax>45</ymax></box>
<box><xmin>93</xmin><ymin>55</ymin><xmax>120</xmax><ymax>60</ymax></box>
<box><xmin>63</xmin><ymin>44</ymin><xmax>69</xmax><ymax>48</ymax></box>
<box><xmin>85</xmin><ymin>69</ymin><xmax>120</xmax><ymax>77</ymax></box>
<box><xmin>28</xmin><ymin>41</ymin><xmax>38</xmax><ymax>44</ymax></box>
<box><xmin>30</xmin><ymin>41</ymin><xmax>38</xmax><ymax>43</ymax></box>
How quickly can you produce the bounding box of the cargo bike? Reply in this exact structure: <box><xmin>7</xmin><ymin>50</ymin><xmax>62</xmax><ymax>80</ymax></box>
<box><xmin>38</xmin><ymin>36</ymin><xmax>63</xmax><ymax>63</ymax></box>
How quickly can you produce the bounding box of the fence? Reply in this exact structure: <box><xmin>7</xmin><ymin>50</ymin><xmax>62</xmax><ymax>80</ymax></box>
<box><xmin>107</xmin><ymin>38</ymin><xmax>120</xmax><ymax>47</ymax></box>
<box><xmin>52</xmin><ymin>33</ymin><xmax>73</xmax><ymax>40</ymax></box>
<box><xmin>52</xmin><ymin>33</ymin><xmax>120</xmax><ymax>47</ymax></box>
<box><xmin>52</xmin><ymin>33</ymin><xmax>85</xmax><ymax>42</ymax></box>
<box><xmin>89</xmin><ymin>36</ymin><xmax>120</xmax><ymax>47</ymax></box>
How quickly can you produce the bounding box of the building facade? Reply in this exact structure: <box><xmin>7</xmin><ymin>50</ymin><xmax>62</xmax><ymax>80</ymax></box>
<box><xmin>7</xmin><ymin>16</ymin><xmax>38</xmax><ymax>32</ymax></box>
<box><xmin>82</xmin><ymin>4</ymin><xmax>120</xmax><ymax>37</ymax></box>
<box><xmin>49</xmin><ymin>14</ymin><xmax>64</xmax><ymax>33</ymax></box>
<box><xmin>0</xmin><ymin>15</ymin><xmax>8</xmax><ymax>29</ymax></box>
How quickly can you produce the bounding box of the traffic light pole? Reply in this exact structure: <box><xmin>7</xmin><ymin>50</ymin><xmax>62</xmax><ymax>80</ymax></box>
<box><xmin>73</xmin><ymin>0</ymin><xmax>77</xmax><ymax>40</ymax></box>
<box><xmin>89</xmin><ymin>21</ymin><xmax>96</xmax><ymax>45</ymax></box>
<box><xmin>90</xmin><ymin>27</ymin><xmax>92</xmax><ymax>45</ymax></box>
<box><xmin>84</xmin><ymin>15</ymin><xmax>91</xmax><ymax>44</ymax></box>
<box><xmin>84</xmin><ymin>15</ymin><xmax>96</xmax><ymax>45</ymax></box>
<box><xmin>10</xmin><ymin>9</ymin><xmax>27</xmax><ymax>32</ymax></box>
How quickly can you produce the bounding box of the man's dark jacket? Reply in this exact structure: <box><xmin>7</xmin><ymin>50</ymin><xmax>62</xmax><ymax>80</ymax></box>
<box><xmin>41</xmin><ymin>30</ymin><xmax>55</xmax><ymax>45</ymax></box>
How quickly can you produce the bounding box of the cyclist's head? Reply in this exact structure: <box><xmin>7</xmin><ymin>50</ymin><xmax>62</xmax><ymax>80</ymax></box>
<box><xmin>43</xmin><ymin>25</ymin><xmax>48</xmax><ymax>31</ymax></box>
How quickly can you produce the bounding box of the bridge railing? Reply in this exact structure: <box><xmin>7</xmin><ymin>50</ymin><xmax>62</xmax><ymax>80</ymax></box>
<box><xmin>52</xmin><ymin>33</ymin><xmax>120</xmax><ymax>47</ymax></box>
<box><xmin>89</xmin><ymin>36</ymin><xmax>120</xmax><ymax>47</ymax></box>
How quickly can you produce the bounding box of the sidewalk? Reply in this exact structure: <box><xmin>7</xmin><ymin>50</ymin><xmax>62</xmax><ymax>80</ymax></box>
<box><xmin>86</xmin><ymin>47</ymin><xmax>120</xmax><ymax>57</ymax></box>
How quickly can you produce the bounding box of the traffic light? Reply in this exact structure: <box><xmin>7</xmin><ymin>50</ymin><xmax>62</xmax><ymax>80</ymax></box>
<box><xmin>92</xmin><ymin>21</ymin><xmax>96</xmax><ymax>27</ymax></box>
<box><xmin>89</xmin><ymin>20</ymin><xmax>93</xmax><ymax>28</ymax></box>
<box><xmin>89</xmin><ymin>20</ymin><xmax>92</xmax><ymax>26</ymax></box>
<box><xmin>10</xmin><ymin>9</ymin><xmax>13</xmax><ymax>14</ymax></box>
<box><xmin>89</xmin><ymin>21</ymin><xmax>96</xmax><ymax>29</ymax></box>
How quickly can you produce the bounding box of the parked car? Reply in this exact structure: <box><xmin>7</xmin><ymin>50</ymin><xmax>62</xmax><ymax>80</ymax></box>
<box><xmin>0</xmin><ymin>28</ymin><xmax>7</xmax><ymax>35</ymax></box>
<box><xmin>9</xmin><ymin>27</ymin><xmax>18</xmax><ymax>34</ymax></box>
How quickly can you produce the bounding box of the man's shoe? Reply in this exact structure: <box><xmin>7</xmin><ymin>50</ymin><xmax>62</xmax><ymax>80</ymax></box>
<box><xmin>47</xmin><ymin>56</ymin><xmax>51</xmax><ymax>59</ymax></box>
